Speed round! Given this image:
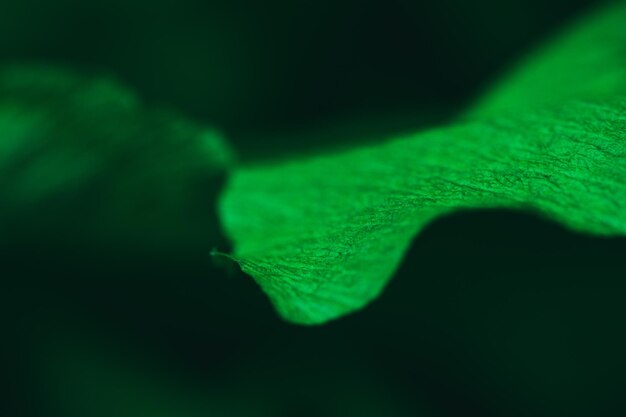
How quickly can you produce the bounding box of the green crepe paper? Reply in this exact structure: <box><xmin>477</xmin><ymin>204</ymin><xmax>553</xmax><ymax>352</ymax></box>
<box><xmin>0</xmin><ymin>66</ymin><xmax>232</xmax><ymax>253</ymax></box>
<box><xmin>218</xmin><ymin>2</ymin><xmax>626</xmax><ymax>324</ymax></box>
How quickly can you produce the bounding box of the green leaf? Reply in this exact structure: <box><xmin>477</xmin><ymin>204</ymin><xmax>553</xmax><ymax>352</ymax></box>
<box><xmin>0</xmin><ymin>65</ymin><xmax>233</xmax><ymax>254</ymax></box>
<box><xmin>218</xmin><ymin>2</ymin><xmax>626</xmax><ymax>324</ymax></box>
<box><xmin>470</xmin><ymin>1</ymin><xmax>626</xmax><ymax>115</ymax></box>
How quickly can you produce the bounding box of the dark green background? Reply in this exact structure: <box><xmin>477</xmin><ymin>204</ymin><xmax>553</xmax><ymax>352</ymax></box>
<box><xmin>2</xmin><ymin>0</ymin><xmax>626</xmax><ymax>416</ymax></box>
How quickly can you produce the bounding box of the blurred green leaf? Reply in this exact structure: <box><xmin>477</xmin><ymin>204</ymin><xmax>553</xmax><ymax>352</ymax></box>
<box><xmin>471</xmin><ymin>1</ymin><xmax>626</xmax><ymax>115</ymax></box>
<box><xmin>218</xmin><ymin>2</ymin><xmax>626</xmax><ymax>324</ymax></box>
<box><xmin>0</xmin><ymin>65</ymin><xmax>233</xmax><ymax>254</ymax></box>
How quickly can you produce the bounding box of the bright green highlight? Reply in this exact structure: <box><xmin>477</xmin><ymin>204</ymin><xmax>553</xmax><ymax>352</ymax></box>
<box><xmin>218</xmin><ymin>2</ymin><xmax>626</xmax><ymax>324</ymax></box>
<box><xmin>0</xmin><ymin>66</ymin><xmax>232</xmax><ymax>251</ymax></box>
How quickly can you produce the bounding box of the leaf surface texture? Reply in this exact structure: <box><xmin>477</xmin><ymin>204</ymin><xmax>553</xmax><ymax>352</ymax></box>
<box><xmin>219</xmin><ymin>2</ymin><xmax>626</xmax><ymax>324</ymax></box>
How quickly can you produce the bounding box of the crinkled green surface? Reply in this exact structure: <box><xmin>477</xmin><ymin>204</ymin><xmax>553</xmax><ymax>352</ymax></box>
<box><xmin>0</xmin><ymin>66</ymin><xmax>232</xmax><ymax>252</ymax></box>
<box><xmin>218</xmin><ymin>2</ymin><xmax>626</xmax><ymax>324</ymax></box>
